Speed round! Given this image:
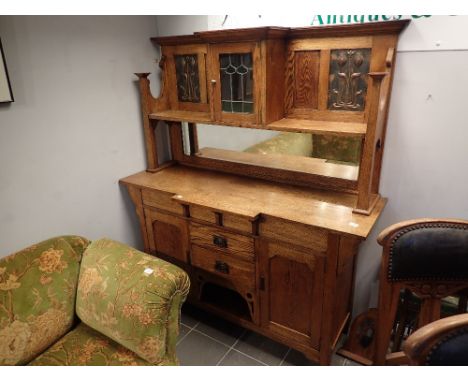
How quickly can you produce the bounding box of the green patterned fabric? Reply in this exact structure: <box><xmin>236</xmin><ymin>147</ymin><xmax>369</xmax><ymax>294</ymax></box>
<box><xmin>75</xmin><ymin>238</ymin><xmax>190</xmax><ymax>365</ymax></box>
<box><xmin>29</xmin><ymin>323</ymin><xmax>165</xmax><ymax>366</ymax></box>
<box><xmin>244</xmin><ymin>132</ymin><xmax>361</xmax><ymax>166</ymax></box>
<box><xmin>244</xmin><ymin>132</ymin><xmax>314</xmax><ymax>157</ymax></box>
<box><xmin>0</xmin><ymin>236</ymin><xmax>90</xmax><ymax>365</ymax></box>
<box><xmin>312</xmin><ymin>134</ymin><xmax>362</xmax><ymax>165</ymax></box>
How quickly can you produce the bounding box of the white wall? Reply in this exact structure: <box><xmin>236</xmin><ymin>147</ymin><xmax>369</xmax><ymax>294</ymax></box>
<box><xmin>354</xmin><ymin>48</ymin><xmax>468</xmax><ymax>313</ymax></box>
<box><xmin>0</xmin><ymin>16</ymin><xmax>160</xmax><ymax>255</ymax></box>
<box><xmin>155</xmin><ymin>15</ymin><xmax>208</xmax><ymax>36</ymax></box>
<box><xmin>157</xmin><ymin>15</ymin><xmax>468</xmax><ymax>316</ymax></box>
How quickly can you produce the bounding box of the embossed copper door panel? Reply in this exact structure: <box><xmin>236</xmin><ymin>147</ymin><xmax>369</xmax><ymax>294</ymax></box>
<box><xmin>166</xmin><ymin>44</ymin><xmax>209</xmax><ymax>113</ymax></box>
<box><xmin>175</xmin><ymin>54</ymin><xmax>201</xmax><ymax>103</ymax></box>
<box><xmin>328</xmin><ymin>48</ymin><xmax>371</xmax><ymax>111</ymax></box>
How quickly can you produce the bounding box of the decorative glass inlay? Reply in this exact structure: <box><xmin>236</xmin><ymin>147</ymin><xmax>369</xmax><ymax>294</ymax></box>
<box><xmin>328</xmin><ymin>49</ymin><xmax>371</xmax><ymax>111</ymax></box>
<box><xmin>219</xmin><ymin>53</ymin><xmax>254</xmax><ymax>113</ymax></box>
<box><xmin>175</xmin><ymin>54</ymin><xmax>201</xmax><ymax>103</ymax></box>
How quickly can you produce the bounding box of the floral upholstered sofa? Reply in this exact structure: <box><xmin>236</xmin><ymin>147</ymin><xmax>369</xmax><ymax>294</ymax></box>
<box><xmin>0</xmin><ymin>235</ymin><xmax>190</xmax><ymax>366</ymax></box>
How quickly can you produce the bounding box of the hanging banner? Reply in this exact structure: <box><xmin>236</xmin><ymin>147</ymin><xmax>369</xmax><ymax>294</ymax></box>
<box><xmin>208</xmin><ymin>15</ymin><xmax>466</xmax><ymax>52</ymax></box>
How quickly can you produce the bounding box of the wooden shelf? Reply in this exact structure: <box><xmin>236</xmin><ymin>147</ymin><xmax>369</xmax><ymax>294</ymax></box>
<box><xmin>197</xmin><ymin>147</ymin><xmax>359</xmax><ymax>181</ymax></box>
<box><xmin>266</xmin><ymin>118</ymin><xmax>367</xmax><ymax>137</ymax></box>
<box><xmin>149</xmin><ymin>110</ymin><xmax>212</xmax><ymax>123</ymax></box>
<box><xmin>150</xmin><ymin>111</ymin><xmax>366</xmax><ymax>137</ymax></box>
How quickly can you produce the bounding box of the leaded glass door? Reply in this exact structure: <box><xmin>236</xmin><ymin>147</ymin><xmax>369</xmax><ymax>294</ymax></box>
<box><xmin>209</xmin><ymin>42</ymin><xmax>261</xmax><ymax>125</ymax></box>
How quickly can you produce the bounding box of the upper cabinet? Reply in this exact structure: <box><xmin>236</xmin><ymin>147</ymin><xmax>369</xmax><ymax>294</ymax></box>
<box><xmin>139</xmin><ymin>21</ymin><xmax>409</xmax><ymax>214</ymax></box>
<box><xmin>151</xmin><ymin>27</ymin><xmax>289</xmax><ymax>127</ymax></box>
<box><xmin>150</xmin><ymin>23</ymin><xmax>406</xmax><ymax>129</ymax></box>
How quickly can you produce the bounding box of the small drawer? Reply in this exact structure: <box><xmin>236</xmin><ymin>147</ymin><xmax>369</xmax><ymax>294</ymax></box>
<box><xmin>223</xmin><ymin>212</ymin><xmax>254</xmax><ymax>234</ymax></box>
<box><xmin>191</xmin><ymin>245</ymin><xmax>254</xmax><ymax>290</ymax></box>
<box><xmin>190</xmin><ymin>222</ymin><xmax>254</xmax><ymax>262</ymax></box>
<box><xmin>189</xmin><ymin>205</ymin><xmax>217</xmax><ymax>224</ymax></box>
<box><xmin>259</xmin><ymin>216</ymin><xmax>328</xmax><ymax>253</ymax></box>
<box><xmin>142</xmin><ymin>189</ymin><xmax>184</xmax><ymax>215</ymax></box>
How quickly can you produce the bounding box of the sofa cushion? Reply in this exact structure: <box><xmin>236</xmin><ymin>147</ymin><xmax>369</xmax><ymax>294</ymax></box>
<box><xmin>0</xmin><ymin>235</ymin><xmax>90</xmax><ymax>365</ymax></box>
<box><xmin>28</xmin><ymin>323</ymin><xmax>168</xmax><ymax>366</ymax></box>
<box><xmin>75</xmin><ymin>238</ymin><xmax>190</xmax><ymax>364</ymax></box>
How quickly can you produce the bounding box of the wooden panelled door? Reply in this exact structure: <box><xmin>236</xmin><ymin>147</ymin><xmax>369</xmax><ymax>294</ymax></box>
<box><xmin>208</xmin><ymin>42</ymin><xmax>261</xmax><ymax>125</ymax></box>
<box><xmin>144</xmin><ymin>208</ymin><xmax>190</xmax><ymax>263</ymax></box>
<box><xmin>258</xmin><ymin>240</ymin><xmax>325</xmax><ymax>350</ymax></box>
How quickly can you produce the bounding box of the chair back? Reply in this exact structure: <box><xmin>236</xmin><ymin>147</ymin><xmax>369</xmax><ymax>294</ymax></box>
<box><xmin>381</xmin><ymin>220</ymin><xmax>468</xmax><ymax>282</ymax></box>
<box><xmin>374</xmin><ymin>219</ymin><xmax>468</xmax><ymax>365</ymax></box>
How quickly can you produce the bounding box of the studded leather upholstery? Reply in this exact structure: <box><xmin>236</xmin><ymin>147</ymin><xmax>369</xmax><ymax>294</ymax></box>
<box><xmin>426</xmin><ymin>329</ymin><xmax>468</xmax><ymax>365</ymax></box>
<box><xmin>389</xmin><ymin>224</ymin><xmax>468</xmax><ymax>281</ymax></box>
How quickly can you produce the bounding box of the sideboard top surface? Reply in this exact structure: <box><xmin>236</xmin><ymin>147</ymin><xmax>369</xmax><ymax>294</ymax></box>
<box><xmin>120</xmin><ymin>165</ymin><xmax>385</xmax><ymax>238</ymax></box>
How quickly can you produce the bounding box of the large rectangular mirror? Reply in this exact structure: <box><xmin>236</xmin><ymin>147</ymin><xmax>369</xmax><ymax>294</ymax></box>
<box><xmin>182</xmin><ymin>124</ymin><xmax>362</xmax><ymax>182</ymax></box>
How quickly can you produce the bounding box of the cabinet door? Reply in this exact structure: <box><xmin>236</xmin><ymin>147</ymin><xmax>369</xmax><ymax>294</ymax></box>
<box><xmin>145</xmin><ymin>208</ymin><xmax>189</xmax><ymax>263</ymax></box>
<box><xmin>259</xmin><ymin>240</ymin><xmax>325</xmax><ymax>350</ymax></box>
<box><xmin>165</xmin><ymin>44</ymin><xmax>209</xmax><ymax>113</ymax></box>
<box><xmin>208</xmin><ymin>42</ymin><xmax>261</xmax><ymax>125</ymax></box>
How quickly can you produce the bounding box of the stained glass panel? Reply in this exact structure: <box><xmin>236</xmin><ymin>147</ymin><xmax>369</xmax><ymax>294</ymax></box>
<box><xmin>219</xmin><ymin>53</ymin><xmax>254</xmax><ymax>114</ymax></box>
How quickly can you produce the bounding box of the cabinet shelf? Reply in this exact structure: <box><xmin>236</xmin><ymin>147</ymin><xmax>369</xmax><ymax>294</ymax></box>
<box><xmin>266</xmin><ymin>118</ymin><xmax>367</xmax><ymax>137</ymax></box>
<box><xmin>149</xmin><ymin>110</ymin><xmax>212</xmax><ymax>124</ymax></box>
<box><xmin>150</xmin><ymin>111</ymin><xmax>367</xmax><ymax>138</ymax></box>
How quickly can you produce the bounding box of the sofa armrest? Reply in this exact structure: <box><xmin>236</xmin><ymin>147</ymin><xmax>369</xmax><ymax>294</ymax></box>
<box><xmin>75</xmin><ymin>238</ymin><xmax>190</xmax><ymax>365</ymax></box>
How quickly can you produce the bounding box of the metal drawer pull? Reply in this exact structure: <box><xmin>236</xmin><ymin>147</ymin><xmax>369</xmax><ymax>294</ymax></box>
<box><xmin>214</xmin><ymin>260</ymin><xmax>230</xmax><ymax>274</ymax></box>
<box><xmin>213</xmin><ymin>235</ymin><xmax>228</xmax><ymax>248</ymax></box>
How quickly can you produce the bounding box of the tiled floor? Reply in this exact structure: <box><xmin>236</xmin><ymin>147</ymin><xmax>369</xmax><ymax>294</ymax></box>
<box><xmin>177</xmin><ymin>303</ymin><xmax>360</xmax><ymax>366</ymax></box>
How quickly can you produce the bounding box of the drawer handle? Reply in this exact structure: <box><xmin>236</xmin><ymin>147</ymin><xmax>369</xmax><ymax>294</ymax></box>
<box><xmin>213</xmin><ymin>235</ymin><xmax>227</xmax><ymax>248</ymax></box>
<box><xmin>214</xmin><ymin>260</ymin><xmax>230</xmax><ymax>274</ymax></box>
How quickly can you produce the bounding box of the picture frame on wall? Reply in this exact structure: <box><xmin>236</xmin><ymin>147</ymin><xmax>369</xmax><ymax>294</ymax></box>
<box><xmin>0</xmin><ymin>37</ymin><xmax>14</xmax><ymax>103</ymax></box>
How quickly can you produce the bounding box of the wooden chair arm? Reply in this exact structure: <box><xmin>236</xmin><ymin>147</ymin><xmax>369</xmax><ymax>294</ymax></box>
<box><xmin>403</xmin><ymin>313</ymin><xmax>468</xmax><ymax>365</ymax></box>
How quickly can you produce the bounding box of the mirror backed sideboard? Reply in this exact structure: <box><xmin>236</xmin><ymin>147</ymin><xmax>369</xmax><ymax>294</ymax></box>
<box><xmin>120</xmin><ymin>20</ymin><xmax>409</xmax><ymax>365</ymax></box>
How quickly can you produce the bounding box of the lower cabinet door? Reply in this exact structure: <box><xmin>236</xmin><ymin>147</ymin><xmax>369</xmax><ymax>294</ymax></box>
<box><xmin>145</xmin><ymin>208</ymin><xmax>189</xmax><ymax>263</ymax></box>
<box><xmin>259</xmin><ymin>240</ymin><xmax>325</xmax><ymax>350</ymax></box>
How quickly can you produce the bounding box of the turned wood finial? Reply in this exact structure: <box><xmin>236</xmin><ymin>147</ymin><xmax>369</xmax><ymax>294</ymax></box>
<box><xmin>134</xmin><ymin>72</ymin><xmax>151</xmax><ymax>79</ymax></box>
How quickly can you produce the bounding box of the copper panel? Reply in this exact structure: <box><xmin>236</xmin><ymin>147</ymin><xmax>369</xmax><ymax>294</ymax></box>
<box><xmin>175</xmin><ymin>54</ymin><xmax>201</xmax><ymax>103</ymax></box>
<box><xmin>328</xmin><ymin>49</ymin><xmax>371</xmax><ymax>111</ymax></box>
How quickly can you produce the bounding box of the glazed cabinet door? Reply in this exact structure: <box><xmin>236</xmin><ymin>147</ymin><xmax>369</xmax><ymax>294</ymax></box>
<box><xmin>144</xmin><ymin>208</ymin><xmax>190</xmax><ymax>263</ymax></box>
<box><xmin>258</xmin><ymin>240</ymin><xmax>325</xmax><ymax>350</ymax></box>
<box><xmin>208</xmin><ymin>42</ymin><xmax>262</xmax><ymax>126</ymax></box>
<box><xmin>164</xmin><ymin>44</ymin><xmax>210</xmax><ymax>113</ymax></box>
